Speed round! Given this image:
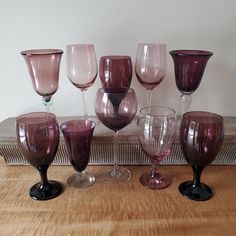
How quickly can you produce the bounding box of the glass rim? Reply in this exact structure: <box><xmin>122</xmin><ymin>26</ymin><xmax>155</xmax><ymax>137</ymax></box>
<box><xmin>140</xmin><ymin>106</ymin><xmax>176</xmax><ymax>118</ymax></box>
<box><xmin>21</xmin><ymin>49</ymin><xmax>63</xmax><ymax>55</ymax></box>
<box><xmin>183</xmin><ymin>111</ymin><xmax>223</xmax><ymax>121</ymax></box>
<box><xmin>137</xmin><ymin>43</ymin><xmax>167</xmax><ymax>47</ymax></box>
<box><xmin>16</xmin><ymin>112</ymin><xmax>56</xmax><ymax>122</ymax></box>
<box><xmin>169</xmin><ymin>49</ymin><xmax>213</xmax><ymax>56</ymax></box>
<box><xmin>60</xmin><ymin>119</ymin><xmax>96</xmax><ymax>132</ymax></box>
<box><xmin>97</xmin><ymin>87</ymin><xmax>135</xmax><ymax>94</ymax></box>
<box><xmin>100</xmin><ymin>55</ymin><xmax>131</xmax><ymax>60</ymax></box>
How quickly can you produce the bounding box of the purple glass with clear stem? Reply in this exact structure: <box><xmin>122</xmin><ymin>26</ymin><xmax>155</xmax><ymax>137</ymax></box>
<box><xmin>169</xmin><ymin>50</ymin><xmax>213</xmax><ymax>115</ymax></box>
<box><xmin>21</xmin><ymin>49</ymin><xmax>63</xmax><ymax>112</ymax></box>
<box><xmin>16</xmin><ymin>112</ymin><xmax>63</xmax><ymax>200</ymax></box>
<box><xmin>138</xmin><ymin>106</ymin><xmax>176</xmax><ymax>189</ymax></box>
<box><xmin>95</xmin><ymin>88</ymin><xmax>137</xmax><ymax>183</ymax></box>
<box><xmin>179</xmin><ymin>111</ymin><xmax>224</xmax><ymax>201</ymax></box>
<box><xmin>60</xmin><ymin>119</ymin><xmax>96</xmax><ymax>188</ymax></box>
<box><xmin>66</xmin><ymin>44</ymin><xmax>97</xmax><ymax>119</ymax></box>
<box><xmin>135</xmin><ymin>44</ymin><xmax>167</xmax><ymax>106</ymax></box>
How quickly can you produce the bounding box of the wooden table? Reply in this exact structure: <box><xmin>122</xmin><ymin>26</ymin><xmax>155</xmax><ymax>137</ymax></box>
<box><xmin>0</xmin><ymin>159</ymin><xmax>235</xmax><ymax>236</ymax></box>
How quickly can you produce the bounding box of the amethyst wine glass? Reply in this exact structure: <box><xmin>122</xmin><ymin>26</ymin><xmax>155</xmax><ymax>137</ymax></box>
<box><xmin>99</xmin><ymin>55</ymin><xmax>132</xmax><ymax>93</ymax></box>
<box><xmin>169</xmin><ymin>50</ymin><xmax>213</xmax><ymax>115</ymax></box>
<box><xmin>16</xmin><ymin>112</ymin><xmax>63</xmax><ymax>200</ymax></box>
<box><xmin>135</xmin><ymin>43</ymin><xmax>167</xmax><ymax>106</ymax></box>
<box><xmin>179</xmin><ymin>111</ymin><xmax>224</xmax><ymax>201</ymax></box>
<box><xmin>138</xmin><ymin>106</ymin><xmax>176</xmax><ymax>189</ymax></box>
<box><xmin>95</xmin><ymin>88</ymin><xmax>137</xmax><ymax>183</ymax></box>
<box><xmin>21</xmin><ymin>49</ymin><xmax>63</xmax><ymax>112</ymax></box>
<box><xmin>60</xmin><ymin>119</ymin><xmax>96</xmax><ymax>188</ymax></box>
<box><xmin>66</xmin><ymin>44</ymin><xmax>98</xmax><ymax>118</ymax></box>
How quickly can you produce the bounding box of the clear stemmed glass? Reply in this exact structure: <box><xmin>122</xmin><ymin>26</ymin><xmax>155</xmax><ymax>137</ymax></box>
<box><xmin>60</xmin><ymin>119</ymin><xmax>96</xmax><ymax>188</ymax></box>
<box><xmin>66</xmin><ymin>44</ymin><xmax>98</xmax><ymax>119</ymax></box>
<box><xmin>99</xmin><ymin>55</ymin><xmax>132</xmax><ymax>93</ymax></box>
<box><xmin>179</xmin><ymin>111</ymin><xmax>224</xmax><ymax>201</ymax></box>
<box><xmin>16</xmin><ymin>112</ymin><xmax>63</xmax><ymax>200</ymax></box>
<box><xmin>95</xmin><ymin>88</ymin><xmax>137</xmax><ymax>183</ymax></box>
<box><xmin>135</xmin><ymin>43</ymin><xmax>167</xmax><ymax>106</ymax></box>
<box><xmin>138</xmin><ymin>106</ymin><xmax>176</xmax><ymax>189</ymax></box>
<box><xmin>21</xmin><ymin>49</ymin><xmax>63</xmax><ymax>112</ymax></box>
<box><xmin>169</xmin><ymin>50</ymin><xmax>213</xmax><ymax>115</ymax></box>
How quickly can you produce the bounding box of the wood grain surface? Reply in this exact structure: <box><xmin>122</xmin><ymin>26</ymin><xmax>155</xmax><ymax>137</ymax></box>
<box><xmin>0</xmin><ymin>158</ymin><xmax>235</xmax><ymax>236</ymax></box>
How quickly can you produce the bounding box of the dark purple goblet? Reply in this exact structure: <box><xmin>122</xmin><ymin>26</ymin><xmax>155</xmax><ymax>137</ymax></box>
<box><xmin>99</xmin><ymin>55</ymin><xmax>132</xmax><ymax>93</ymax></box>
<box><xmin>95</xmin><ymin>88</ymin><xmax>137</xmax><ymax>183</ymax></box>
<box><xmin>60</xmin><ymin>120</ymin><xmax>96</xmax><ymax>188</ymax></box>
<box><xmin>16</xmin><ymin>112</ymin><xmax>63</xmax><ymax>200</ymax></box>
<box><xmin>138</xmin><ymin>106</ymin><xmax>176</xmax><ymax>189</ymax></box>
<box><xmin>21</xmin><ymin>49</ymin><xmax>63</xmax><ymax>112</ymax></box>
<box><xmin>169</xmin><ymin>50</ymin><xmax>213</xmax><ymax>115</ymax></box>
<box><xmin>179</xmin><ymin>111</ymin><xmax>224</xmax><ymax>201</ymax></box>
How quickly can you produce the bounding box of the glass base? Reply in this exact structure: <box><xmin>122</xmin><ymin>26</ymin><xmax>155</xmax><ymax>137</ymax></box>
<box><xmin>29</xmin><ymin>180</ymin><xmax>63</xmax><ymax>201</ymax></box>
<box><xmin>179</xmin><ymin>181</ymin><xmax>212</xmax><ymax>201</ymax></box>
<box><xmin>67</xmin><ymin>172</ymin><xmax>95</xmax><ymax>188</ymax></box>
<box><xmin>139</xmin><ymin>172</ymin><xmax>171</xmax><ymax>190</ymax></box>
<box><xmin>102</xmin><ymin>167</ymin><xmax>131</xmax><ymax>183</ymax></box>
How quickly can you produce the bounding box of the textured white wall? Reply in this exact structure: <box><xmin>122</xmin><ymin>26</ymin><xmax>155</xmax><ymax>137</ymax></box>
<box><xmin>0</xmin><ymin>0</ymin><xmax>235</xmax><ymax>121</ymax></box>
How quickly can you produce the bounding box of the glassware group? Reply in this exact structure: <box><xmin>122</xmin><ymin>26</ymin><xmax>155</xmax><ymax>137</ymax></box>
<box><xmin>18</xmin><ymin>43</ymin><xmax>223</xmax><ymax>202</ymax></box>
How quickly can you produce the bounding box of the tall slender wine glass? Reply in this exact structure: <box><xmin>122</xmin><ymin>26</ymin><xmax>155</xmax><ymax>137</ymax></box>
<box><xmin>95</xmin><ymin>88</ymin><xmax>137</xmax><ymax>183</ymax></box>
<box><xmin>99</xmin><ymin>55</ymin><xmax>132</xmax><ymax>93</ymax></box>
<box><xmin>66</xmin><ymin>44</ymin><xmax>98</xmax><ymax>118</ymax></box>
<box><xmin>179</xmin><ymin>111</ymin><xmax>224</xmax><ymax>201</ymax></box>
<box><xmin>60</xmin><ymin>119</ymin><xmax>96</xmax><ymax>188</ymax></box>
<box><xmin>16</xmin><ymin>112</ymin><xmax>63</xmax><ymax>200</ymax></box>
<box><xmin>138</xmin><ymin>106</ymin><xmax>176</xmax><ymax>189</ymax></box>
<box><xmin>21</xmin><ymin>49</ymin><xmax>63</xmax><ymax>112</ymax></box>
<box><xmin>169</xmin><ymin>50</ymin><xmax>213</xmax><ymax>115</ymax></box>
<box><xmin>135</xmin><ymin>43</ymin><xmax>167</xmax><ymax>106</ymax></box>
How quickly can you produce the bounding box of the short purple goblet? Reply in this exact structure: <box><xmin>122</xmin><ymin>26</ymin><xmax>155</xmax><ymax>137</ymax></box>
<box><xmin>179</xmin><ymin>111</ymin><xmax>224</xmax><ymax>201</ymax></box>
<box><xmin>169</xmin><ymin>50</ymin><xmax>213</xmax><ymax>115</ymax></box>
<box><xmin>60</xmin><ymin>119</ymin><xmax>96</xmax><ymax>188</ymax></box>
<box><xmin>16</xmin><ymin>112</ymin><xmax>63</xmax><ymax>200</ymax></box>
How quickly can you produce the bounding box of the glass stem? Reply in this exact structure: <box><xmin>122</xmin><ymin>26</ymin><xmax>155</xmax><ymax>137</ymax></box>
<box><xmin>112</xmin><ymin>131</ymin><xmax>119</xmax><ymax>177</ymax></box>
<box><xmin>42</xmin><ymin>96</ymin><xmax>52</xmax><ymax>113</ymax></box>
<box><xmin>146</xmin><ymin>90</ymin><xmax>152</xmax><ymax>107</ymax></box>
<box><xmin>150</xmin><ymin>161</ymin><xmax>160</xmax><ymax>178</ymax></box>
<box><xmin>37</xmin><ymin>165</ymin><xmax>49</xmax><ymax>187</ymax></box>
<box><xmin>192</xmin><ymin>165</ymin><xmax>204</xmax><ymax>188</ymax></box>
<box><xmin>180</xmin><ymin>94</ymin><xmax>192</xmax><ymax>115</ymax></box>
<box><xmin>81</xmin><ymin>90</ymin><xmax>88</xmax><ymax>119</ymax></box>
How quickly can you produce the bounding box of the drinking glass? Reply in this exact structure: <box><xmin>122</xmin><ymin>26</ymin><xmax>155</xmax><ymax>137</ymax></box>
<box><xmin>179</xmin><ymin>111</ymin><xmax>224</xmax><ymax>201</ymax></box>
<box><xmin>135</xmin><ymin>43</ymin><xmax>167</xmax><ymax>106</ymax></box>
<box><xmin>138</xmin><ymin>106</ymin><xmax>176</xmax><ymax>189</ymax></box>
<box><xmin>66</xmin><ymin>44</ymin><xmax>97</xmax><ymax>118</ymax></box>
<box><xmin>95</xmin><ymin>88</ymin><xmax>137</xmax><ymax>183</ymax></box>
<box><xmin>60</xmin><ymin>119</ymin><xmax>96</xmax><ymax>188</ymax></box>
<box><xmin>169</xmin><ymin>50</ymin><xmax>213</xmax><ymax>115</ymax></box>
<box><xmin>99</xmin><ymin>55</ymin><xmax>132</xmax><ymax>93</ymax></box>
<box><xmin>16</xmin><ymin>112</ymin><xmax>63</xmax><ymax>200</ymax></box>
<box><xmin>21</xmin><ymin>49</ymin><xmax>63</xmax><ymax>112</ymax></box>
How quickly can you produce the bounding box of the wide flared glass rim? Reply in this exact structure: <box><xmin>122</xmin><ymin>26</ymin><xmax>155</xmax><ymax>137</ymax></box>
<box><xmin>16</xmin><ymin>112</ymin><xmax>56</xmax><ymax>123</ymax></box>
<box><xmin>169</xmin><ymin>49</ymin><xmax>213</xmax><ymax>56</ymax></box>
<box><xmin>183</xmin><ymin>111</ymin><xmax>223</xmax><ymax>122</ymax></box>
<box><xmin>60</xmin><ymin>119</ymin><xmax>96</xmax><ymax>133</ymax></box>
<box><xmin>21</xmin><ymin>49</ymin><xmax>63</xmax><ymax>55</ymax></box>
<box><xmin>140</xmin><ymin>106</ymin><xmax>176</xmax><ymax>118</ymax></box>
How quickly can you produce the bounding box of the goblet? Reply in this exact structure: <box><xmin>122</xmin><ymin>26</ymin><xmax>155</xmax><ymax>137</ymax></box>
<box><xmin>169</xmin><ymin>50</ymin><xmax>213</xmax><ymax>115</ymax></box>
<box><xmin>21</xmin><ymin>49</ymin><xmax>63</xmax><ymax>112</ymax></box>
<box><xmin>16</xmin><ymin>112</ymin><xmax>63</xmax><ymax>200</ymax></box>
<box><xmin>66</xmin><ymin>44</ymin><xmax>97</xmax><ymax>118</ymax></box>
<box><xmin>95</xmin><ymin>88</ymin><xmax>137</xmax><ymax>183</ymax></box>
<box><xmin>179</xmin><ymin>111</ymin><xmax>224</xmax><ymax>201</ymax></box>
<box><xmin>99</xmin><ymin>55</ymin><xmax>132</xmax><ymax>93</ymax></box>
<box><xmin>138</xmin><ymin>106</ymin><xmax>176</xmax><ymax>189</ymax></box>
<box><xmin>60</xmin><ymin>119</ymin><xmax>96</xmax><ymax>188</ymax></box>
<box><xmin>135</xmin><ymin>43</ymin><xmax>167</xmax><ymax>106</ymax></box>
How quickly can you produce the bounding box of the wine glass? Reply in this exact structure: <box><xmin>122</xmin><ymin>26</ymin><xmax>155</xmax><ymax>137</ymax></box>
<box><xmin>99</xmin><ymin>55</ymin><xmax>132</xmax><ymax>93</ymax></box>
<box><xmin>60</xmin><ymin>119</ymin><xmax>96</xmax><ymax>188</ymax></box>
<box><xmin>16</xmin><ymin>112</ymin><xmax>63</xmax><ymax>200</ymax></box>
<box><xmin>179</xmin><ymin>111</ymin><xmax>224</xmax><ymax>201</ymax></box>
<box><xmin>135</xmin><ymin>43</ymin><xmax>167</xmax><ymax>106</ymax></box>
<box><xmin>169</xmin><ymin>50</ymin><xmax>213</xmax><ymax>115</ymax></box>
<box><xmin>138</xmin><ymin>106</ymin><xmax>176</xmax><ymax>189</ymax></box>
<box><xmin>21</xmin><ymin>49</ymin><xmax>63</xmax><ymax>112</ymax></box>
<box><xmin>66</xmin><ymin>44</ymin><xmax>98</xmax><ymax>118</ymax></box>
<box><xmin>95</xmin><ymin>88</ymin><xmax>137</xmax><ymax>183</ymax></box>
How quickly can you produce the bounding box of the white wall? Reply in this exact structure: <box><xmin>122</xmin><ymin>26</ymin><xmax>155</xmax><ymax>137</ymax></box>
<box><xmin>0</xmin><ymin>0</ymin><xmax>235</xmax><ymax>121</ymax></box>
